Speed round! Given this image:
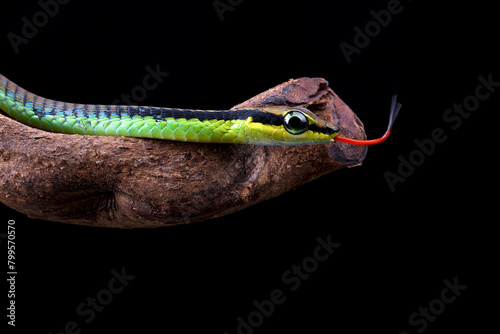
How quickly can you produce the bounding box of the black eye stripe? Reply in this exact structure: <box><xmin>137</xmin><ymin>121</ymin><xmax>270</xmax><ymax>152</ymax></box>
<box><xmin>308</xmin><ymin>124</ymin><xmax>338</xmax><ymax>135</ymax></box>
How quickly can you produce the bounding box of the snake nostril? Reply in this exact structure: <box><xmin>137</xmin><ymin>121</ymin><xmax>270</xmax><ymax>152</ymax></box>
<box><xmin>324</xmin><ymin>125</ymin><xmax>339</xmax><ymax>135</ymax></box>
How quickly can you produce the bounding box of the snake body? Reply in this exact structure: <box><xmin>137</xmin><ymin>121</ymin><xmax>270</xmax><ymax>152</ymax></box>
<box><xmin>0</xmin><ymin>74</ymin><xmax>339</xmax><ymax>145</ymax></box>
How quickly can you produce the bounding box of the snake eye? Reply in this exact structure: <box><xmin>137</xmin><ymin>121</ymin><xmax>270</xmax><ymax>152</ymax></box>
<box><xmin>283</xmin><ymin>110</ymin><xmax>309</xmax><ymax>135</ymax></box>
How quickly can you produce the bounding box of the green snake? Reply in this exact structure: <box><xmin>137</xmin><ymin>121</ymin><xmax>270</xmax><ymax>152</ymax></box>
<box><xmin>1</xmin><ymin>73</ymin><xmax>401</xmax><ymax>145</ymax></box>
<box><xmin>0</xmin><ymin>73</ymin><xmax>344</xmax><ymax>145</ymax></box>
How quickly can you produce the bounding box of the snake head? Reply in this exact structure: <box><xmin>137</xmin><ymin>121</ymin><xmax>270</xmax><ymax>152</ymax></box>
<box><xmin>246</xmin><ymin>106</ymin><xmax>339</xmax><ymax>145</ymax></box>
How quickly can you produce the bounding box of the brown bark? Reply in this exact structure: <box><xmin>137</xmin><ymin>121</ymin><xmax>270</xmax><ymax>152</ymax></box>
<box><xmin>0</xmin><ymin>78</ymin><xmax>367</xmax><ymax>228</ymax></box>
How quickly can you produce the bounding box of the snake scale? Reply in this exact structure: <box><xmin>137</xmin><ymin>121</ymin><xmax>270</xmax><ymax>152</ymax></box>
<box><xmin>0</xmin><ymin>73</ymin><xmax>342</xmax><ymax>146</ymax></box>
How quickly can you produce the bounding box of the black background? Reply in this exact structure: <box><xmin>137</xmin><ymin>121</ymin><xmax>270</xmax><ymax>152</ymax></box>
<box><xmin>1</xmin><ymin>0</ymin><xmax>497</xmax><ymax>333</ymax></box>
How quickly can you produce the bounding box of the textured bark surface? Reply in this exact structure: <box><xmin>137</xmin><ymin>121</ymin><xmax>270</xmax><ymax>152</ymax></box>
<box><xmin>0</xmin><ymin>78</ymin><xmax>367</xmax><ymax>228</ymax></box>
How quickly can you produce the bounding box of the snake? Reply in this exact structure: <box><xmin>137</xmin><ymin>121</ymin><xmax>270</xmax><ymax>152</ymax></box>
<box><xmin>0</xmin><ymin>73</ymin><xmax>400</xmax><ymax>145</ymax></box>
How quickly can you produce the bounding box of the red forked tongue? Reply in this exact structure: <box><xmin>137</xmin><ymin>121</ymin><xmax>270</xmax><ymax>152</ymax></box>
<box><xmin>335</xmin><ymin>95</ymin><xmax>402</xmax><ymax>146</ymax></box>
